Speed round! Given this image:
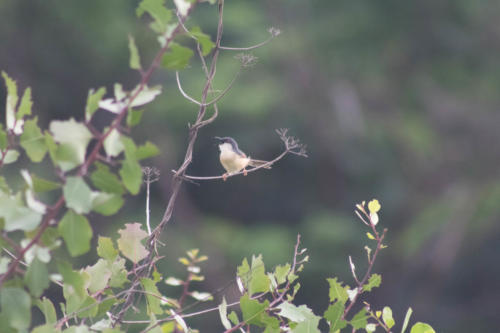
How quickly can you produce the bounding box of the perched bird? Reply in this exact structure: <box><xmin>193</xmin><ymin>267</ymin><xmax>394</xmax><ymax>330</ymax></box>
<box><xmin>215</xmin><ymin>136</ymin><xmax>271</xmax><ymax>180</ymax></box>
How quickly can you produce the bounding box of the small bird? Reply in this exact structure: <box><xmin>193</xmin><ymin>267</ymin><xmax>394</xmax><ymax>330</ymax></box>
<box><xmin>215</xmin><ymin>136</ymin><xmax>271</xmax><ymax>181</ymax></box>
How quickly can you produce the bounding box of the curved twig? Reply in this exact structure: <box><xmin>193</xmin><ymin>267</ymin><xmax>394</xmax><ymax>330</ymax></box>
<box><xmin>219</xmin><ymin>27</ymin><xmax>280</xmax><ymax>51</ymax></box>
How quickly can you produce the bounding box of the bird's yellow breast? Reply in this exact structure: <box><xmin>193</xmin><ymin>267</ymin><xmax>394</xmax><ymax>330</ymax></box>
<box><xmin>219</xmin><ymin>149</ymin><xmax>249</xmax><ymax>174</ymax></box>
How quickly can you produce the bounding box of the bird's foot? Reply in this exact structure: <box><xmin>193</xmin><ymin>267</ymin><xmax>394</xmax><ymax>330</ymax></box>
<box><xmin>222</xmin><ymin>173</ymin><xmax>228</xmax><ymax>181</ymax></box>
<box><xmin>243</xmin><ymin>169</ymin><xmax>248</xmax><ymax>176</ymax></box>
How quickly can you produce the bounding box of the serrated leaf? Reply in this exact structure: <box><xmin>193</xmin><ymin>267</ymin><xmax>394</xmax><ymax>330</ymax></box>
<box><xmin>274</xmin><ymin>263</ymin><xmax>291</xmax><ymax>285</ymax></box>
<box><xmin>97</xmin><ymin>236</ymin><xmax>118</xmax><ymax>261</ymax></box>
<box><xmin>58</xmin><ymin>210</ymin><xmax>93</xmax><ymax>257</ymax></box>
<box><xmin>128</xmin><ymin>35</ymin><xmax>142</xmax><ymax>70</ymax></box>
<box><xmin>141</xmin><ymin>278</ymin><xmax>163</xmax><ymax>314</ymax></box>
<box><xmin>63</xmin><ymin>176</ymin><xmax>94</xmax><ymax>214</ymax></box>
<box><xmin>85</xmin><ymin>259</ymin><xmax>112</xmax><ymax>294</ymax></box>
<box><xmin>162</xmin><ymin>43</ymin><xmax>194</xmax><ymax>70</ymax></box>
<box><xmin>136</xmin><ymin>141</ymin><xmax>160</xmax><ymax>160</ymax></box>
<box><xmin>350</xmin><ymin>308</ymin><xmax>368</xmax><ymax>330</ymax></box>
<box><xmin>323</xmin><ymin>302</ymin><xmax>347</xmax><ymax>331</ymax></box>
<box><xmin>0</xmin><ymin>287</ymin><xmax>31</xmax><ymax>330</ymax></box>
<box><xmin>109</xmin><ymin>257</ymin><xmax>128</xmax><ymax>288</ymax></box>
<box><xmin>363</xmin><ymin>273</ymin><xmax>381</xmax><ymax>292</ymax></box>
<box><xmin>366</xmin><ymin>232</ymin><xmax>375</xmax><ymax>240</ymax></box>
<box><xmin>410</xmin><ymin>322</ymin><xmax>435</xmax><ymax>333</ymax></box>
<box><xmin>24</xmin><ymin>258</ymin><xmax>49</xmax><ymax>297</ymax></box>
<box><xmin>136</xmin><ymin>0</ymin><xmax>172</xmax><ymax>34</ymax></box>
<box><xmin>20</xmin><ymin>117</ymin><xmax>47</xmax><ymax>162</ymax></box>
<box><xmin>50</xmin><ymin>118</ymin><xmax>92</xmax><ymax>171</ymax></box>
<box><xmin>117</xmin><ymin>223</ymin><xmax>148</xmax><ymax>263</ymax></box>
<box><xmin>85</xmin><ymin>87</ymin><xmax>107</xmax><ymax>121</ymax></box>
<box><xmin>382</xmin><ymin>306</ymin><xmax>395</xmax><ymax>329</ymax></box>
<box><xmin>190</xmin><ymin>26</ymin><xmax>214</xmax><ymax>56</ymax></box>
<box><xmin>2</xmin><ymin>71</ymin><xmax>24</xmax><ymax>135</ymax></box>
<box><xmin>240</xmin><ymin>294</ymin><xmax>279</xmax><ymax>328</ymax></box>
<box><xmin>164</xmin><ymin>277</ymin><xmax>183</xmax><ymax>286</ymax></box>
<box><xmin>237</xmin><ymin>255</ymin><xmax>271</xmax><ymax>296</ymax></box>
<box><xmin>327</xmin><ymin>277</ymin><xmax>349</xmax><ymax>305</ymax></box>
<box><xmin>17</xmin><ymin>86</ymin><xmax>32</xmax><ymax>119</ymax></box>
<box><xmin>277</xmin><ymin>301</ymin><xmax>320</xmax><ymax>324</ymax></box>
<box><xmin>35</xmin><ymin>297</ymin><xmax>57</xmax><ymax>325</ymax></box>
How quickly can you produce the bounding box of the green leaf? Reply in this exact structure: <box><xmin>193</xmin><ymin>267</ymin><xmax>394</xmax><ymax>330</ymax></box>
<box><xmin>85</xmin><ymin>259</ymin><xmax>112</xmax><ymax>294</ymax></box>
<box><xmin>93</xmin><ymin>192</ymin><xmax>124</xmax><ymax>216</ymax></box>
<box><xmin>119</xmin><ymin>137</ymin><xmax>142</xmax><ymax>194</ymax></box>
<box><xmin>363</xmin><ymin>273</ymin><xmax>381</xmax><ymax>292</ymax></box>
<box><xmin>58</xmin><ymin>210</ymin><xmax>93</xmax><ymax>257</ymax></box>
<box><xmin>140</xmin><ymin>278</ymin><xmax>163</xmax><ymax>314</ymax></box>
<box><xmin>24</xmin><ymin>257</ymin><xmax>49</xmax><ymax>297</ymax></box>
<box><xmin>49</xmin><ymin>118</ymin><xmax>92</xmax><ymax>171</ymax></box>
<box><xmin>97</xmin><ymin>236</ymin><xmax>119</xmax><ymax>261</ymax></box>
<box><xmin>17</xmin><ymin>86</ymin><xmax>32</xmax><ymax>119</ymax></box>
<box><xmin>0</xmin><ymin>287</ymin><xmax>31</xmax><ymax>330</ymax></box>
<box><xmin>91</xmin><ymin>162</ymin><xmax>125</xmax><ymax>194</ymax></box>
<box><xmin>323</xmin><ymin>302</ymin><xmax>347</xmax><ymax>332</ymax></box>
<box><xmin>20</xmin><ymin>117</ymin><xmax>47</xmax><ymax>162</ymax></box>
<box><xmin>162</xmin><ymin>43</ymin><xmax>194</xmax><ymax>70</ymax></box>
<box><xmin>136</xmin><ymin>141</ymin><xmax>160</xmax><ymax>160</ymax></box>
<box><xmin>85</xmin><ymin>87</ymin><xmax>106</xmax><ymax>121</ymax></box>
<box><xmin>401</xmin><ymin>308</ymin><xmax>413</xmax><ymax>333</ymax></box>
<box><xmin>63</xmin><ymin>176</ymin><xmax>94</xmax><ymax>214</ymax></box>
<box><xmin>136</xmin><ymin>0</ymin><xmax>172</xmax><ymax>34</ymax></box>
<box><xmin>0</xmin><ymin>191</ymin><xmax>42</xmax><ymax>231</ymax></box>
<box><xmin>2</xmin><ymin>71</ymin><xmax>24</xmax><ymax>135</ymax></box>
<box><xmin>32</xmin><ymin>174</ymin><xmax>61</xmax><ymax>193</ymax></box>
<box><xmin>109</xmin><ymin>258</ymin><xmax>128</xmax><ymax>288</ymax></box>
<box><xmin>117</xmin><ymin>223</ymin><xmax>149</xmax><ymax>263</ymax></box>
<box><xmin>2</xmin><ymin>150</ymin><xmax>19</xmax><ymax>164</ymax></box>
<box><xmin>0</xmin><ymin>125</ymin><xmax>7</xmax><ymax>150</ymax></box>
<box><xmin>219</xmin><ymin>297</ymin><xmax>232</xmax><ymax>330</ymax></box>
<box><xmin>350</xmin><ymin>308</ymin><xmax>368</xmax><ymax>330</ymax></box>
<box><xmin>33</xmin><ymin>324</ymin><xmax>57</xmax><ymax>333</ymax></box>
<box><xmin>190</xmin><ymin>26</ymin><xmax>215</xmax><ymax>56</ymax></box>
<box><xmin>240</xmin><ymin>294</ymin><xmax>279</xmax><ymax>328</ymax></box>
<box><xmin>128</xmin><ymin>35</ymin><xmax>142</xmax><ymax>70</ymax></box>
<box><xmin>277</xmin><ymin>301</ymin><xmax>321</xmax><ymax>331</ymax></box>
<box><xmin>410</xmin><ymin>322</ymin><xmax>436</xmax><ymax>333</ymax></box>
<box><xmin>228</xmin><ymin>311</ymin><xmax>239</xmax><ymax>326</ymax></box>
<box><xmin>274</xmin><ymin>263</ymin><xmax>291</xmax><ymax>285</ymax></box>
<box><xmin>35</xmin><ymin>297</ymin><xmax>57</xmax><ymax>325</ymax></box>
<box><xmin>103</xmin><ymin>129</ymin><xmax>125</xmax><ymax>158</ymax></box>
<box><xmin>126</xmin><ymin>109</ymin><xmax>144</xmax><ymax>128</ymax></box>
<box><xmin>327</xmin><ymin>277</ymin><xmax>349</xmax><ymax>305</ymax></box>
<box><xmin>382</xmin><ymin>306</ymin><xmax>395</xmax><ymax>329</ymax></box>
<box><xmin>130</xmin><ymin>85</ymin><xmax>162</xmax><ymax>108</ymax></box>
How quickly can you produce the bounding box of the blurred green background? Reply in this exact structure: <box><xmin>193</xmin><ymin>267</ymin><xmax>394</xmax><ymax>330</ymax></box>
<box><xmin>2</xmin><ymin>0</ymin><xmax>500</xmax><ymax>331</ymax></box>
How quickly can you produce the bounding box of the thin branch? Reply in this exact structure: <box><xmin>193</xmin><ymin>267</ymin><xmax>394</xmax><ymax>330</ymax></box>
<box><xmin>175</xmin><ymin>71</ymin><xmax>202</xmax><ymax>105</ymax></box>
<box><xmin>179</xmin><ymin>128</ymin><xmax>307</xmax><ymax>181</ymax></box>
<box><xmin>219</xmin><ymin>27</ymin><xmax>281</xmax><ymax>51</ymax></box>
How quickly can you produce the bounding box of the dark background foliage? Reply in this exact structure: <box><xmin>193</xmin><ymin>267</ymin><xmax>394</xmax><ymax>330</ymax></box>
<box><xmin>2</xmin><ymin>0</ymin><xmax>500</xmax><ymax>331</ymax></box>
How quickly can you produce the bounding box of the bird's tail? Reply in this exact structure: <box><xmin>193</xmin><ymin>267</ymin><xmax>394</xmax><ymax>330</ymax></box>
<box><xmin>248</xmin><ymin>159</ymin><xmax>271</xmax><ymax>169</ymax></box>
